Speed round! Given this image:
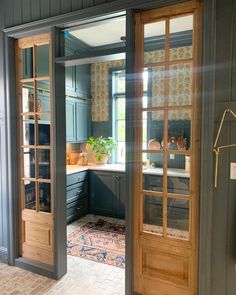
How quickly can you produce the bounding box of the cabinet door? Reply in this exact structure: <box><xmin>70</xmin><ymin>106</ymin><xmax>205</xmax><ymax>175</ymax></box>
<box><xmin>65</xmin><ymin>66</ymin><xmax>76</xmax><ymax>94</ymax></box>
<box><xmin>90</xmin><ymin>171</ymin><xmax>116</xmax><ymax>216</ymax></box>
<box><xmin>75</xmin><ymin>64</ymin><xmax>91</xmax><ymax>98</ymax></box>
<box><xmin>76</xmin><ymin>100</ymin><xmax>91</xmax><ymax>142</ymax></box>
<box><xmin>66</xmin><ymin>99</ymin><xmax>76</xmax><ymax>142</ymax></box>
<box><xmin>116</xmin><ymin>173</ymin><xmax>126</xmax><ymax>218</ymax></box>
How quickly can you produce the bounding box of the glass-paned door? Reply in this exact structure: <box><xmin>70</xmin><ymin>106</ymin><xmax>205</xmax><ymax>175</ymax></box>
<box><xmin>17</xmin><ymin>34</ymin><xmax>54</xmax><ymax>266</ymax></box>
<box><xmin>132</xmin><ymin>2</ymin><xmax>201</xmax><ymax>294</ymax></box>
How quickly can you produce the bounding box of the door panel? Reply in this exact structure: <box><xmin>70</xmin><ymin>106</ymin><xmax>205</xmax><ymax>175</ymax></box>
<box><xmin>16</xmin><ymin>33</ymin><xmax>54</xmax><ymax>266</ymax></box>
<box><xmin>133</xmin><ymin>2</ymin><xmax>201</xmax><ymax>294</ymax></box>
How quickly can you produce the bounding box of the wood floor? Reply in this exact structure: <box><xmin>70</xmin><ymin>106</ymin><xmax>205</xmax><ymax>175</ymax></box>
<box><xmin>0</xmin><ymin>215</ymin><xmax>125</xmax><ymax>295</ymax></box>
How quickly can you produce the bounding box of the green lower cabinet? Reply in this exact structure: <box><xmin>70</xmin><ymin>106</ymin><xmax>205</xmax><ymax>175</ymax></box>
<box><xmin>90</xmin><ymin>171</ymin><xmax>125</xmax><ymax>219</ymax></box>
<box><xmin>66</xmin><ymin>171</ymin><xmax>89</xmax><ymax>224</ymax></box>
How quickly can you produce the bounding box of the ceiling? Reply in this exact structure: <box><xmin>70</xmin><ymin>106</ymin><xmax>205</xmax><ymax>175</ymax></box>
<box><xmin>68</xmin><ymin>15</ymin><xmax>193</xmax><ymax>48</ymax></box>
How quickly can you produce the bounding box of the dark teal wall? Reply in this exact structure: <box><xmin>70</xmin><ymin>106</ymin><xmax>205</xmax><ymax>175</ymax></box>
<box><xmin>210</xmin><ymin>0</ymin><xmax>236</xmax><ymax>294</ymax></box>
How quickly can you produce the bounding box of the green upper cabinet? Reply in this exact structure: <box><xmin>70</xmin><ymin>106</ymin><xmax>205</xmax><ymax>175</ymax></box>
<box><xmin>75</xmin><ymin>64</ymin><xmax>91</xmax><ymax>99</ymax></box>
<box><xmin>66</xmin><ymin>99</ymin><xmax>76</xmax><ymax>142</ymax></box>
<box><xmin>65</xmin><ymin>64</ymin><xmax>91</xmax><ymax>99</ymax></box>
<box><xmin>76</xmin><ymin>100</ymin><xmax>91</xmax><ymax>142</ymax></box>
<box><xmin>65</xmin><ymin>66</ymin><xmax>76</xmax><ymax>95</ymax></box>
<box><xmin>65</xmin><ymin>64</ymin><xmax>91</xmax><ymax>143</ymax></box>
<box><xmin>66</xmin><ymin>98</ymin><xmax>91</xmax><ymax>143</ymax></box>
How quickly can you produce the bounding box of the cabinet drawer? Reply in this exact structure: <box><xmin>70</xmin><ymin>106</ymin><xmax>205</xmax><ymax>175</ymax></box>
<box><xmin>66</xmin><ymin>198</ymin><xmax>88</xmax><ymax>224</ymax></box>
<box><xmin>67</xmin><ymin>171</ymin><xmax>88</xmax><ymax>186</ymax></box>
<box><xmin>67</xmin><ymin>181</ymin><xmax>88</xmax><ymax>204</ymax></box>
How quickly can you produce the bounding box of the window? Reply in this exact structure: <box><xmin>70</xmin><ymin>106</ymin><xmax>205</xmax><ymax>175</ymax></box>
<box><xmin>112</xmin><ymin>69</ymin><xmax>148</xmax><ymax>163</ymax></box>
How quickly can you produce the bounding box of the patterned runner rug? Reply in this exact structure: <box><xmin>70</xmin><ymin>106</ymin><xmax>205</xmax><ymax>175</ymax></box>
<box><xmin>67</xmin><ymin>219</ymin><xmax>125</xmax><ymax>268</ymax></box>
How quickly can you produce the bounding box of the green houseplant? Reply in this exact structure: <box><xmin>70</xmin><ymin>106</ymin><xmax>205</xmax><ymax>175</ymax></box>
<box><xmin>86</xmin><ymin>136</ymin><xmax>117</xmax><ymax>164</ymax></box>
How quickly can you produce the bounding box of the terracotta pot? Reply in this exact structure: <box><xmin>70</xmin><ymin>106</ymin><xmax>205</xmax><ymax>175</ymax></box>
<box><xmin>93</xmin><ymin>153</ymin><xmax>108</xmax><ymax>165</ymax></box>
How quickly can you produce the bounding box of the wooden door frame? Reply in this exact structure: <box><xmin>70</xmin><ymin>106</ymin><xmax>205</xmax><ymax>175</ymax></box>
<box><xmin>2</xmin><ymin>0</ymin><xmax>216</xmax><ymax>294</ymax></box>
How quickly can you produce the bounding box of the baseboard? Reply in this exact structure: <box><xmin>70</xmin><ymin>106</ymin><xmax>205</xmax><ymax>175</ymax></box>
<box><xmin>0</xmin><ymin>246</ymin><xmax>8</xmax><ymax>263</ymax></box>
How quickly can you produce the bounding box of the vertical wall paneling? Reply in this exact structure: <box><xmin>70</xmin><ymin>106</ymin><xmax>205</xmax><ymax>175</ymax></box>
<box><xmin>60</xmin><ymin>0</ymin><xmax>72</xmax><ymax>14</ymax></box>
<box><xmin>40</xmin><ymin>0</ymin><xmax>50</xmax><ymax>19</ymax></box>
<box><xmin>50</xmin><ymin>0</ymin><xmax>61</xmax><ymax>17</ymax></box>
<box><xmin>4</xmin><ymin>0</ymin><xmax>13</xmax><ymax>27</ymax></box>
<box><xmin>13</xmin><ymin>0</ymin><xmax>22</xmax><ymax>25</ymax></box>
<box><xmin>82</xmin><ymin>0</ymin><xmax>94</xmax><ymax>9</ymax></box>
<box><xmin>94</xmin><ymin>0</ymin><xmax>106</xmax><ymax>5</ymax></box>
<box><xmin>211</xmin><ymin>0</ymin><xmax>235</xmax><ymax>294</ymax></box>
<box><xmin>226</xmin><ymin>2</ymin><xmax>236</xmax><ymax>293</ymax></box>
<box><xmin>22</xmin><ymin>0</ymin><xmax>31</xmax><ymax>23</ymax></box>
<box><xmin>71</xmin><ymin>0</ymin><xmax>83</xmax><ymax>11</ymax></box>
<box><xmin>30</xmin><ymin>0</ymin><xmax>41</xmax><ymax>21</ymax></box>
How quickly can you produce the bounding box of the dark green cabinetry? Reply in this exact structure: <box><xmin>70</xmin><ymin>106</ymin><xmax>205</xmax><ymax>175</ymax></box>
<box><xmin>90</xmin><ymin>171</ymin><xmax>125</xmax><ymax>219</ymax></box>
<box><xmin>66</xmin><ymin>99</ymin><xmax>76</xmax><ymax>142</ymax></box>
<box><xmin>76</xmin><ymin>100</ymin><xmax>91</xmax><ymax>142</ymax></box>
<box><xmin>75</xmin><ymin>65</ymin><xmax>91</xmax><ymax>98</ymax></box>
<box><xmin>65</xmin><ymin>64</ymin><xmax>91</xmax><ymax>98</ymax></box>
<box><xmin>66</xmin><ymin>98</ymin><xmax>91</xmax><ymax>143</ymax></box>
<box><xmin>65</xmin><ymin>64</ymin><xmax>91</xmax><ymax>143</ymax></box>
<box><xmin>66</xmin><ymin>171</ymin><xmax>89</xmax><ymax>224</ymax></box>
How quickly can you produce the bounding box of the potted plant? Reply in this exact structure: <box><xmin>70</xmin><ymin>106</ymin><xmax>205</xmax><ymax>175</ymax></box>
<box><xmin>86</xmin><ymin>136</ymin><xmax>117</xmax><ymax>164</ymax></box>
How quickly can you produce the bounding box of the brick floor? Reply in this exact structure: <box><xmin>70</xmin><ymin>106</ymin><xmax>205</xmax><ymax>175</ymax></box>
<box><xmin>0</xmin><ymin>215</ymin><xmax>125</xmax><ymax>295</ymax></box>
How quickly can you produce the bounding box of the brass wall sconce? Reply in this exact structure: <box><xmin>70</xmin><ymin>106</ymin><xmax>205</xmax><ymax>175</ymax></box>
<box><xmin>213</xmin><ymin>108</ymin><xmax>236</xmax><ymax>187</ymax></box>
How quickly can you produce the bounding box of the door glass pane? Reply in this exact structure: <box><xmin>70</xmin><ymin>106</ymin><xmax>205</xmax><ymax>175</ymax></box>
<box><xmin>38</xmin><ymin>149</ymin><xmax>50</xmax><ymax>179</ymax></box>
<box><xmin>170</xmin><ymin>15</ymin><xmax>193</xmax><ymax>61</ymax></box>
<box><xmin>36</xmin><ymin>81</ymin><xmax>50</xmax><ymax>113</ymax></box>
<box><xmin>143</xmin><ymin>195</ymin><xmax>163</xmax><ymax>236</ymax></box>
<box><xmin>22</xmin><ymin>82</ymin><xmax>34</xmax><ymax>113</ymax></box>
<box><xmin>143</xmin><ymin>153</ymin><xmax>163</xmax><ymax>192</ymax></box>
<box><xmin>167</xmin><ymin>109</ymin><xmax>191</xmax><ymax>151</ymax></box>
<box><xmin>143</xmin><ymin>110</ymin><xmax>164</xmax><ymax>150</ymax></box>
<box><xmin>167</xmin><ymin>154</ymin><xmax>190</xmax><ymax>195</ymax></box>
<box><xmin>22</xmin><ymin>47</ymin><xmax>33</xmax><ymax>79</ymax></box>
<box><xmin>144</xmin><ymin>21</ymin><xmax>166</xmax><ymax>64</ymax></box>
<box><xmin>23</xmin><ymin>148</ymin><xmax>35</xmax><ymax>178</ymax></box>
<box><xmin>117</xmin><ymin>120</ymin><xmax>125</xmax><ymax>141</ymax></box>
<box><xmin>36</xmin><ymin>44</ymin><xmax>49</xmax><ymax>77</ymax></box>
<box><xmin>168</xmin><ymin>63</ymin><xmax>193</xmax><ymax>106</ymax></box>
<box><xmin>39</xmin><ymin>183</ymin><xmax>51</xmax><ymax>212</ymax></box>
<box><xmin>147</xmin><ymin>66</ymin><xmax>165</xmax><ymax>107</ymax></box>
<box><xmin>22</xmin><ymin>115</ymin><xmax>35</xmax><ymax>145</ymax></box>
<box><xmin>38</xmin><ymin>115</ymin><xmax>50</xmax><ymax>146</ymax></box>
<box><xmin>167</xmin><ymin>198</ymin><xmax>189</xmax><ymax>240</ymax></box>
<box><xmin>24</xmin><ymin>180</ymin><xmax>36</xmax><ymax>210</ymax></box>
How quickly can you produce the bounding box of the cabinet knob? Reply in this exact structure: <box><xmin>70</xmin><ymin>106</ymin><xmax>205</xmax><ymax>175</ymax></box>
<box><xmin>76</xmin><ymin>207</ymin><xmax>81</xmax><ymax>210</ymax></box>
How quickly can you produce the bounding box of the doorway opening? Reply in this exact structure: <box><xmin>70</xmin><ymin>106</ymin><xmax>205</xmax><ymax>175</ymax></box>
<box><xmin>63</xmin><ymin>15</ymin><xmax>126</xmax><ymax>294</ymax></box>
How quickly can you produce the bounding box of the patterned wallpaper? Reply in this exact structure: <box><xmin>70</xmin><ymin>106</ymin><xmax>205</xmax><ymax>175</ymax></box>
<box><xmin>91</xmin><ymin>45</ymin><xmax>192</xmax><ymax>121</ymax></box>
<box><xmin>91</xmin><ymin>59</ymin><xmax>125</xmax><ymax>121</ymax></box>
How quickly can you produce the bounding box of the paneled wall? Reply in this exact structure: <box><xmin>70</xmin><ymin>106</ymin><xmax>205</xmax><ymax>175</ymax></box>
<box><xmin>210</xmin><ymin>0</ymin><xmax>236</xmax><ymax>294</ymax></box>
<box><xmin>4</xmin><ymin>0</ymin><xmax>117</xmax><ymax>28</ymax></box>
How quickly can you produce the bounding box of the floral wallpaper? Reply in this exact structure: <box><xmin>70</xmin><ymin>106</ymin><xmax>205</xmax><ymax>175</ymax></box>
<box><xmin>91</xmin><ymin>45</ymin><xmax>192</xmax><ymax>121</ymax></box>
<box><xmin>91</xmin><ymin>59</ymin><xmax>125</xmax><ymax>121</ymax></box>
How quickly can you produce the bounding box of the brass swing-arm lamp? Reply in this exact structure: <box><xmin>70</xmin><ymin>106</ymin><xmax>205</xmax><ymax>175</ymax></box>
<box><xmin>213</xmin><ymin>108</ymin><xmax>236</xmax><ymax>187</ymax></box>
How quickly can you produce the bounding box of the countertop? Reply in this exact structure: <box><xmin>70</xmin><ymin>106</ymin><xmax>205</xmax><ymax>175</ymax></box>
<box><xmin>66</xmin><ymin>164</ymin><xmax>125</xmax><ymax>174</ymax></box>
<box><xmin>66</xmin><ymin>164</ymin><xmax>190</xmax><ymax>178</ymax></box>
